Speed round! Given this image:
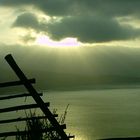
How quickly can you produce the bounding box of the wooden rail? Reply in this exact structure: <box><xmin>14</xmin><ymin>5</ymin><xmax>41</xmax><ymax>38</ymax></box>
<box><xmin>0</xmin><ymin>115</ymin><xmax>58</xmax><ymax>124</ymax></box>
<box><xmin>0</xmin><ymin>102</ymin><xmax>50</xmax><ymax>113</ymax></box>
<box><xmin>0</xmin><ymin>79</ymin><xmax>35</xmax><ymax>88</ymax></box>
<box><xmin>0</xmin><ymin>93</ymin><xmax>42</xmax><ymax>100</ymax></box>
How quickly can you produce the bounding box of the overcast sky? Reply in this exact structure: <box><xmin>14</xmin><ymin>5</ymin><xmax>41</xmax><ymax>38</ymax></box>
<box><xmin>0</xmin><ymin>0</ymin><xmax>140</xmax><ymax>47</ymax></box>
<box><xmin>1</xmin><ymin>0</ymin><xmax>140</xmax><ymax>89</ymax></box>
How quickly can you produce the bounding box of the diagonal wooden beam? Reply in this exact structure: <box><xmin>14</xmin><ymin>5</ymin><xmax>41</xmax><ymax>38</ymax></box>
<box><xmin>0</xmin><ymin>78</ymin><xmax>35</xmax><ymax>88</ymax></box>
<box><xmin>5</xmin><ymin>54</ymin><xmax>69</xmax><ymax>139</ymax></box>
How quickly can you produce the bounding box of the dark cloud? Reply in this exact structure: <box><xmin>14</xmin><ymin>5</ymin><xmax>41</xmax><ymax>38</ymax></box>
<box><xmin>12</xmin><ymin>13</ymin><xmax>140</xmax><ymax>43</ymax></box>
<box><xmin>73</xmin><ymin>0</ymin><xmax>140</xmax><ymax>17</ymax></box>
<box><xmin>12</xmin><ymin>13</ymin><xmax>40</xmax><ymax>29</ymax></box>
<box><xmin>47</xmin><ymin>15</ymin><xmax>140</xmax><ymax>42</ymax></box>
<box><xmin>0</xmin><ymin>0</ymin><xmax>34</xmax><ymax>7</ymax></box>
<box><xmin>37</xmin><ymin>0</ymin><xmax>74</xmax><ymax>16</ymax></box>
<box><xmin>2</xmin><ymin>0</ymin><xmax>140</xmax><ymax>42</ymax></box>
<box><xmin>1</xmin><ymin>0</ymin><xmax>140</xmax><ymax>17</ymax></box>
<box><xmin>12</xmin><ymin>12</ymin><xmax>47</xmax><ymax>31</ymax></box>
<box><xmin>0</xmin><ymin>0</ymin><xmax>73</xmax><ymax>16</ymax></box>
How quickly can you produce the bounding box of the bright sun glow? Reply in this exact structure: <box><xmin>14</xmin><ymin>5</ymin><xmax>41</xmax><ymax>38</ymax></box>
<box><xmin>35</xmin><ymin>35</ymin><xmax>81</xmax><ymax>47</ymax></box>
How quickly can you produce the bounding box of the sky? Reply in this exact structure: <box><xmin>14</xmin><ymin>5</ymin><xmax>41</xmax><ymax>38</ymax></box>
<box><xmin>1</xmin><ymin>0</ymin><xmax>140</xmax><ymax>90</ymax></box>
<box><xmin>1</xmin><ymin>0</ymin><xmax>140</xmax><ymax>47</ymax></box>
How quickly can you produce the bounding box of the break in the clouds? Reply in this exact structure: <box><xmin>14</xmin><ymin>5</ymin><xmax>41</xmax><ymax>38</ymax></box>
<box><xmin>1</xmin><ymin>0</ymin><xmax>140</xmax><ymax>43</ymax></box>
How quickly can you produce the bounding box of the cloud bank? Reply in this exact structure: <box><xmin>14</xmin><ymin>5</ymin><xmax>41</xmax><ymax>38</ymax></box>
<box><xmin>1</xmin><ymin>0</ymin><xmax>140</xmax><ymax>43</ymax></box>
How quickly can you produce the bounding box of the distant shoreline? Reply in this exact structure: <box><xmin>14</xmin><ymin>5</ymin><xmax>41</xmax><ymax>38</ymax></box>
<box><xmin>1</xmin><ymin>83</ymin><xmax>140</xmax><ymax>96</ymax></box>
<box><xmin>42</xmin><ymin>84</ymin><xmax>140</xmax><ymax>92</ymax></box>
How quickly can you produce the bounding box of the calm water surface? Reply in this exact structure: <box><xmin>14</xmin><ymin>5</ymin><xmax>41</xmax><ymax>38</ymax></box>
<box><xmin>1</xmin><ymin>88</ymin><xmax>140</xmax><ymax>140</ymax></box>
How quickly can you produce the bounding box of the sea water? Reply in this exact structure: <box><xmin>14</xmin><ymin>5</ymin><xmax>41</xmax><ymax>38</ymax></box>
<box><xmin>1</xmin><ymin>88</ymin><xmax>140</xmax><ymax>140</ymax></box>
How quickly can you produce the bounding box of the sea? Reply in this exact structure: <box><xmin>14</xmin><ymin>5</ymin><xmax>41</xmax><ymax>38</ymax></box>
<box><xmin>1</xmin><ymin>88</ymin><xmax>140</xmax><ymax>140</ymax></box>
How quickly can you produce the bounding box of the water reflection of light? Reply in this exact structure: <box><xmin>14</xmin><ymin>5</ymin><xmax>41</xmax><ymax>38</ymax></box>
<box><xmin>75</xmin><ymin>135</ymin><xmax>88</xmax><ymax>140</ymax></box>
<box><xmin>67</xmin><ymin>128</ymin><xmax>90</xmax><ymax>140</ymax></box>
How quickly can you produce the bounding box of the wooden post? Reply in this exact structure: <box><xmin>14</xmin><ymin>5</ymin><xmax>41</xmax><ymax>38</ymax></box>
<box><xmin>5</xmin><ymin>54</ymin><xmax>69</xmax><ymax>140</ymax></box>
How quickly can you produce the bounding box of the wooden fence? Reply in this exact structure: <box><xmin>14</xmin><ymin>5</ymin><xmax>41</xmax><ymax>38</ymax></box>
<box><xmin>0</xmin><ymin>54</ymin><xmax>74</xmax><ymax>140</ymax></box>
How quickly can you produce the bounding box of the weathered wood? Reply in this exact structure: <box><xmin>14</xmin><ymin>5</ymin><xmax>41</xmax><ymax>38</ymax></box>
<box><xmin>5</xmin><ymin>54</ymin><xmax>69</xmax><ymax>139</ymax></box>
<box><xmin>0</xmin><ymin>114</ymin><xmax>58</xmax><ymax>124</ymax></box>
<box><xmin>0</xmin><ymin>102</ymin><xmax>50</xmax><ymax>113</ymax></box>
<box><xmin>0</xmin><ymin>93</ymin><xmax>43</xmax><ymax>100</ymax></box>
<box><xmin>0</xmin><ymin>78</ymin><xmax>35</xmax><ymax>88</ymax></box>
<box><xmin>0</xmin><ymin>124</ymin><xmax>66</xmax><ymax>137</ymax></box>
